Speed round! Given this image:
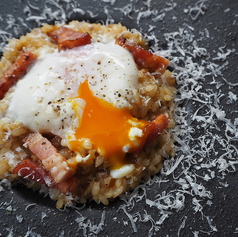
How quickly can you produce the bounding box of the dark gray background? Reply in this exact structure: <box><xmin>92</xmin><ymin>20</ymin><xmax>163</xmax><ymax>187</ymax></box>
<box><xmin>0</xmin><ymin>0</ymin><xmax>237</xmax><ymax>236</ymax></box>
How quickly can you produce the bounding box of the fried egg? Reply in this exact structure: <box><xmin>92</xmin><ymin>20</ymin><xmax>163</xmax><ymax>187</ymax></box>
<box><xmin>6</xmin><ymin>41</ymin><xmax>149</xmax><ymax>173</ymax></box>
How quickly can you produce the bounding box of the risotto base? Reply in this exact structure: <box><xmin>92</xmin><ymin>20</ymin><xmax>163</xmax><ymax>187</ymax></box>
<box><xmin>0</xmin><ymin>21</ymin><xmax>175</xmax><ymax>208</ymax></box>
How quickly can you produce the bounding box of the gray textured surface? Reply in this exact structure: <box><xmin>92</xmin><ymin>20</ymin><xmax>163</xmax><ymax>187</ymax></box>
<box><xmin>0</xmin><ymin>0</ymin><xmax>237</xmax><ymax>236</ymax></box>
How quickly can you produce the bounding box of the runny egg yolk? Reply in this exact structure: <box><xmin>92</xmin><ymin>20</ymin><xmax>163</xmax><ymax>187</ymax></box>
<box><xmin>69</xmin><ymin>80</ymin><xmax>149</xmax><ymax>169</ymax></box>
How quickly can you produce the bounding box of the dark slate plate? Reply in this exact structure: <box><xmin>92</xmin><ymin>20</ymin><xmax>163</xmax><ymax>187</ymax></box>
<box><xmin>0</xmin><ymin>0</ymin><xmax>238</xmax><ymax>236</ymax></box>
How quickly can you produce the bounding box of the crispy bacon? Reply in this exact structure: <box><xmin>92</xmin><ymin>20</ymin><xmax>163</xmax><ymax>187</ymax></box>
<box><xmin>23</xmin><ymin>132</ymin><xmax>74</xmax><ymax>183</ymax></box>
<box><xmin>13</xmin><ymin>158</ymin><xmax>79</xmax><ymax>195</ymax></box>
<box><xmin>55</xmin><ymin>176</ymin><xmax>79</xmax><ymax>195</ymax></box>
<box><xmin>47</xmin><ymin>26</ymin><xmax>92</xmax><ymax>50</ymax></box>
<box><xmin>13</xmin><ymin>158</ymin><xmax>54</xmax><ymax>186</ymax></box>
<box><xmin>116</xmin><ymin>36</ymin><xmax>169</xmax><ymax>73</ymax></box>
<box><xmin>132</xmin><ymin>114</ymin><xmax>169</xmax><ymax>156</ymax></box>
<box><xmin>0</xmin><ymin>51</ymin><xmax>37</xmax><ymax>100</ymax></box>
<box><xmin>143</xmin><ymin>114</ymin><xmax>169</xmax><ymax>146</ymax></box>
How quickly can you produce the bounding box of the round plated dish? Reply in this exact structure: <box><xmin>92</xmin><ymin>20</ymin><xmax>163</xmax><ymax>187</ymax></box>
<box><xmin>0</xmin><ymin>21</ymin><xmax>175</xmax><ymax>208</ymax></box>
<box><xmin>0</xmin><ymin>0</ymin><xmax>237</xmax><ymax>236</ymax></box>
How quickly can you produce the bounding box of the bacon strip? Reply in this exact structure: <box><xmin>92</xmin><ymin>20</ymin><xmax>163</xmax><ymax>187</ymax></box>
<box><xmin>55</xmin><ymin>176</ymin><xmax>79</xmax><ymax>195</ymax></box>
<box><xmin>116</xmin><ymin>36</ymin><xmax>169</xmax><ymax>74</ymax></box>
<box><xmin>0</xmin><ymin>51</ymin><xmax>37</xmax><ymax>100</ymax></box>
<box><xmin>132</xmin><ymin>114</ymin><xmax>169</xmax><ymax>156</ymax></box>
<box><xmin>13</xmin><ymin>158</ymin><xmax>54</xmax><ymax>186</ymax></box>
<box><xmin>143</xmin><ymin>114</ymin><xmax>169</xmax><ymax>146</ymax></box>
<box><xmin>23</xmin><ymin>132</ymin><xmax>74</xmax><ymax>183</ymax></box>
<box><xmin>13</xmin><ymin>158</ymin><xmax>79</xmax><ymax>195</ymax></box>
<box><xmin>47</xmin><ymin>26</ymin><xmax>92</xmax><ymax>51</ymax></box>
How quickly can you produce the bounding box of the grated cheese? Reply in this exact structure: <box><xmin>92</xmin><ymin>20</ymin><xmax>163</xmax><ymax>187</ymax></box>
<box><xmin>0</xmin><ymin>0</ymin><xmax>237</xmax><ymax>236</ymax></box>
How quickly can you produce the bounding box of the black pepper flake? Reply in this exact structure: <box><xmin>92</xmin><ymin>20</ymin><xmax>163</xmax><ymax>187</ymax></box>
<box><xmin>118</xmin><ymin>93</ymin><xmax>121</xmax><ymax>97</ymax></box>
<box><xmin>42</xmin><ymin>142</ymin><xmax>46</xmax><ymax>145</ymax></box>
<box><xmin>48</xmin><ymin>101</ymin><xmax>52</xmax><ymax>105</ymax></box>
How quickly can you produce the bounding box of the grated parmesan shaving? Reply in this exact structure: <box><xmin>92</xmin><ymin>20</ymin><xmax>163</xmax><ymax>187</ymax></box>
<box><xmin>0</xmin><ymin>0</ymin><xmax>237</xmax><ymax>236</ymax></box>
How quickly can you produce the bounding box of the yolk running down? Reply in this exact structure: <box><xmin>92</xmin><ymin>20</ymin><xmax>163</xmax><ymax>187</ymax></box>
<box><xmin>69</xmin><ymin>80</ymin><xmax>149</xmax><ymax>169</ymax></box>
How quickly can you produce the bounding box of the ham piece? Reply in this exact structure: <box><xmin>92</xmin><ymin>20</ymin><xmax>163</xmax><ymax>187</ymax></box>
<box><xmin>47</xmin><ymin>26</ymin><xmax>92</xmax><ymax>50</ymax></box>
<box><xmin>23</xmin><ymin>132</ymin><xmax>74</xmax><ymax>183</ymax></box>
<box><xmin>0</xmin><ymin>51</ymin><xmax>37</xmax><ymax>99</ymax></box>
<box><xmin>13</xmin><ymin>158</ymin><xmax>79</xmax><ymax>195</ymax></box>
<box><xmin>116</xmin><ymin>36</ymin><xmax>169</xmax><ymax>74</ymax></box>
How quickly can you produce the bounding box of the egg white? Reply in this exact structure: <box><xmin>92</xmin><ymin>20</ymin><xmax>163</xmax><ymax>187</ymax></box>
<box><xmin>6</xmin><ymin>41</ymin><xmax>139</xmax><ymax>149</ymax></box>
